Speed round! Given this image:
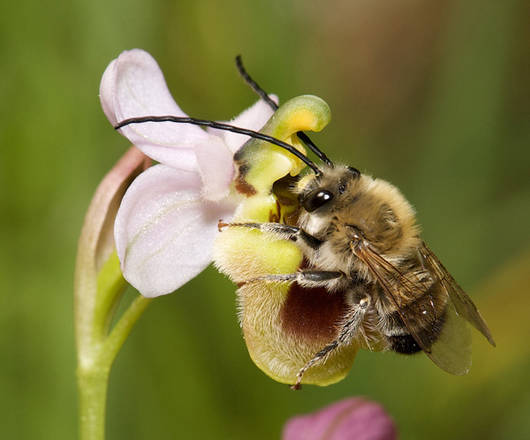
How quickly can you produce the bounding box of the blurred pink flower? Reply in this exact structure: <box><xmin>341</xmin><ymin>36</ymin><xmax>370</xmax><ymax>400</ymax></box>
<box><xmin>283</xmin><ymin>397</ymin><xmax>397</xmax><ymax>440</ymax></box>
<box><xmin>99</xmin><ymin>49</ymin><xmax>275</xmax><ymax>297</ymax></box>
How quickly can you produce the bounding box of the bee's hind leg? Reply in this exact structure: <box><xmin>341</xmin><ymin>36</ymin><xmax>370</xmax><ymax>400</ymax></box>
<box><xmin>218</xmin><ymin>221</ymin><xmax>322</xmax><ymax>249</ymax></box>
<box><xmin>292</xmin><ymin>294</ymin><xmax>371</xmax><ymax>390</ymax></box>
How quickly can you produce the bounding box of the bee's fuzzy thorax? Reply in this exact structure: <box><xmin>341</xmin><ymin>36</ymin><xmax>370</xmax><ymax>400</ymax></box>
<box><xmin>296</xmin><ymin>165</ymin><xmax>421</xmax><ymax>257</ymax></box>
<box><xmin>356</xmin><ymin>175</ymin><xmax>421</xmax><ymax>255</ymax></box>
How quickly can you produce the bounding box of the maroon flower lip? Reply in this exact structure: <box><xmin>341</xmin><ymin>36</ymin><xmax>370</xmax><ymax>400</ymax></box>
<box><xmin>281</xmin><ymin>283</ymin><xmax>348</xmax><ymax>343</ymax></box>
<box><xmin>282</xmin><ymin>397</ymin><xmax>397</xmax><ymax>440</ymax></box>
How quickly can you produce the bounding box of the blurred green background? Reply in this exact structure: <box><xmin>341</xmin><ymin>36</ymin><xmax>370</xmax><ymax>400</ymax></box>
<box><xmin>1</xmin><ymin>0</ymin><xmax>529</xmax><ymax>438</ymax></box>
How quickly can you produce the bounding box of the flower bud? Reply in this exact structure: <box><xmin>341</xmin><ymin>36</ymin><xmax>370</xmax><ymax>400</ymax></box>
<box><xmin>75</xmin><ymin>146</ymin><xmax>151</xmax><ymax>360</ymax></box>
<box><xmin>283</xmin><ymin>397</ymin><xmax>397</xmax><ymax>440</ymax></box>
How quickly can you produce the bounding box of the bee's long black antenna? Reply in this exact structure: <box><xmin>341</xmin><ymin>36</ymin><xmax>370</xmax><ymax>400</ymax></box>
<box><xmin>235</xmin><ymin>55</ymin><xmax>334</xmax><ymax>168</ymax></box>
<box><xmin>235</xmin><ymin>55</ymin><xmax>278</xmax><ymax>110</ymax></box>
<box><xmin>114</xmin><ymin>116</ymin><xmax>322</xmax><ymax>176</ymax></box>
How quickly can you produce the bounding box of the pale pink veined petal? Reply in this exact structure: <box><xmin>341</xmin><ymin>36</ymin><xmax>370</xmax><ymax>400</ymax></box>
<box><xmin>114</xmin><ymin>164</ymin><xmax>236</xmax><ymax>297</ymax></box>
<box><xmin>100</xmin><ymin>49</ymin><xmax>208</xmax><ymax>171</ymax></box>
<box><xmin>194</xmin><ymin>136</ymin><xmax>235</xmax><ymax>201</ymax></box>
<box><xmin>99</xmin><ymin>57</ymin><xmax>119</xmax><ymax>126</ymax></box>
<box><xmin>207</xmin><ymin>96</ymin><xmax>278</xmax><ymax>153</ymax></box>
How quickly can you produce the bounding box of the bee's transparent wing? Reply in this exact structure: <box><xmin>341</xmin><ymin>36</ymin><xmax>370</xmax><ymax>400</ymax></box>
<box><xmin>354</xmin><ymin>242</ymin><xmax>488</xmax><ymax>375</ymax></box>
<box><xmin>418</xmin><ymin>243</ymin><xmax>495</xmax><ymax>347</ymax></box>
<box><xmin>425</xmin><ymin>299</ymin><xmax>471</xmax><ymax>374</ymax></box>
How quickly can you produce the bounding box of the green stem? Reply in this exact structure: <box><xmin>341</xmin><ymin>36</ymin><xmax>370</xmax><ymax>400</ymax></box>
<box><xmin>77</xmin><ymin>296</ymin><xmax>151</xmax><ymax>440</ymax></box>
<box><xmin>78</xmin><ymin>365</ymin><xmax>110</xmax><ymax>440</ymax></box>
<box><xmin>76</xmin><ymin>249</ymin><xmax>152</xmax><ymax>440</ymax></box>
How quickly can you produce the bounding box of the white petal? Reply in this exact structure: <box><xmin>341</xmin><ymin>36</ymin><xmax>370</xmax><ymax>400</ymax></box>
<box><xmin>115</xmin><ymin>164</ymin><xmax>236</xmax><ymax>297</ymax></box>
<box><xmin>194</xmin><ymin>136</ymin><xmax>235</xmax><ymax>201</ymax></box>
<box><xmin>100</xmin><ymin>58</ymin><xmax>118</xmax><ymax>125</ymax></box>
<box><xmin>100</xmin><ymin>49</ymin><xmax>209</xmax><ymax>171</ymax></box>
<box><xmin>207</xmin><ymin>96</ymin><xmax>278</xmax><ymax>153</ymax></box>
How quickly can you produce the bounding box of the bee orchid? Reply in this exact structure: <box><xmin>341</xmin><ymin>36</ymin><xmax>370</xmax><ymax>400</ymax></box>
<box><xmin>99</xmin><ymin>49</ymin><xmax>277</xmax><ymax>297</ymax></box>
<box><xmin>99</xmin><ymin>49</ymin><xmax>337</xmax><ymax>387</ymax></box>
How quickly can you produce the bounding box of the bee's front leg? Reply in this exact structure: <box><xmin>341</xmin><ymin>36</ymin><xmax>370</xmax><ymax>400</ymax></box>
<box><xmin>247</xmin><ymin>270</ymin><xmax>344</xmax><ymax>288</ymax></box>
<box><xmin>218</xmin><ymin>221</ymin><xmax>322</xmax><ymax>249</ymax></box>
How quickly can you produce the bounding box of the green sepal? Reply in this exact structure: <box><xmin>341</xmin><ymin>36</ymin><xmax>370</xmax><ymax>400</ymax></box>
<box><xmin>94</xmin><ymin>251</ymin><xmax>128</xmax><ymax>341</ymax></box>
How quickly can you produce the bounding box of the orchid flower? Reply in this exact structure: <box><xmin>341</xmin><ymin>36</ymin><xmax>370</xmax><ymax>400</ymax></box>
<box><xmin>99</xmin><ymin>49</ymin><xmax>341</xmax><ymax>388</ymax></box>
<box><xmin>99</xmin><ymin>49</ymin><xmax>277</xmax><ymax>297</ymax></box>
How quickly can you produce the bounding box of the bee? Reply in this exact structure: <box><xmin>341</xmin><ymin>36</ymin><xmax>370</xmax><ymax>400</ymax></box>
<box><xmin>223</xmin><ymin>163</ymin><xmax>496</xmax><ymax>389</ymax></box>
<box><xmin>116</xmin><ymin>57</ymin><xmax>495</xmax><ymax>390</ymax></box>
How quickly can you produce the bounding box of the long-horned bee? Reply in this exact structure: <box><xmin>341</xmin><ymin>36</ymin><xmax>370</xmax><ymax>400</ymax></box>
<box><xmin>115</xmin><ymin>57</ymin><xmax>495</xmax><ymax>389</ymax></box>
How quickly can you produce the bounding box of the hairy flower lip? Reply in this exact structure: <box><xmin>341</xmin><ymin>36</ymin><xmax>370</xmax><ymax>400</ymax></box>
<box><xmin>99</xmin><ymin>49</ymin><xmax>276</xmax><ymax>297</ymax></box>
<box><xmin>211</xmin><ymin>95</ymin><xmax>335</xmax><ymax>386</ymax></box>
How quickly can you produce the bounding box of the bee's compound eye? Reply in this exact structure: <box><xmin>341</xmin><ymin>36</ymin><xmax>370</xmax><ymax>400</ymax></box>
<box><xmin>302</xmin><ymin>189</ymin><xmax>334</xmax><ymax>212</ymax></box>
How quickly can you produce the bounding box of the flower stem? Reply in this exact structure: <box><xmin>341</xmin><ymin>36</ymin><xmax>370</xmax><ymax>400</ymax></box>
<box><xmin>77</xmin><ymin>365</ymin><xmax>110</xmax><ymax>440</ymax></box>
<box><xmin>76</xmin><ymin>251</ymin><xmax>151</xmax><ymax>440</ymax></box>
<box><xmin>77</xmin><ymin>295</ymin><xmax>151</xmax><ymax>440</ymax></box>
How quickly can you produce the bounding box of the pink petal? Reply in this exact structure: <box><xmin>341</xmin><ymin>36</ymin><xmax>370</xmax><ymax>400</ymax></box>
<box><xmin>100</xmin><ymin>49</ymin><xmax>208</xmax><ymax>171</ymax></box>
<box><xmin>283</xmin><ymin>398</ymin><xmax>397</xmax><ymax>440</ymax></box>
<box><xmin>114</xmin><ymin>164</ymin><xmax>236</xmax><ymax>297</ymax></box>
<box><xmin>99</xmin><ymin>58</ymin><xmax>119</xmax><ymax>126</ymax></box>
<box><xmin>207</xmin><ymin>96</ymin><xmax>278</xmax><ymax>153</ymax></box>
<box><xmin>194</xmin><ymin>136</ymin><xmax>235</xmax><ymax>201</ymax></box>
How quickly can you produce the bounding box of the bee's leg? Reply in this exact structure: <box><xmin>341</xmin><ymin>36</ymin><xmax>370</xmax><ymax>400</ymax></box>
<box><xmin>248</xmin><ymin>270</ymin><xmax>344</xmax><ymax>288</ymax></box>
<box><xmin>292</xmin><ymin>294</ymin><xmax>371</xmax><ymax>390</ymax></box>
<box><xmin>218</xmin><ymin>221</ymin><xmax>322</xmax><ymax>249</ymax></box>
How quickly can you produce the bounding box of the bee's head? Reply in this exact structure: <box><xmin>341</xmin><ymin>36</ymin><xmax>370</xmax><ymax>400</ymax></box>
<box><xmin>296</xmin><ymin>165</ymin><xmax>420</xmax><ymax>254</ymax></box>
<box><xmin>296</xmin><ymin>165</ymin><xmax>361</xmax><ymax>213</ymax></box>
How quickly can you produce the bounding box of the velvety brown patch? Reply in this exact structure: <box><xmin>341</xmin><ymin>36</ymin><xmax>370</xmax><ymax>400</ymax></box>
<box><xmin>235</xmin><ymin>175</ymin><xmax>257</xmax><ymax>196</ymax></box>
<box><xmin>234</xmin><ymin>163</ymin><xmax>257</xmax><ymax>196</ymax></box>
<box><xmin>280</xmin><ymin>284</ymin><xmax>348</xmax><ymax>343</ymax></box>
